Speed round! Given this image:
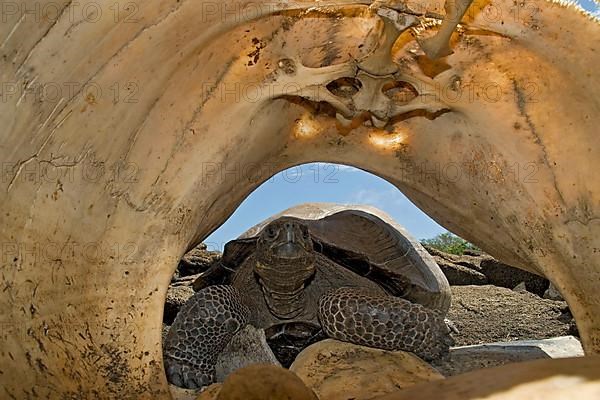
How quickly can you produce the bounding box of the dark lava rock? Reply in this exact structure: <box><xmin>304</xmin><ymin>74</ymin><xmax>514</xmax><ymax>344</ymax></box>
<box><xmin>424</xmin><ymin>246</ymin><xmax>488</xmax><ymax>286</ymax></box>
<box><xmin>424</xmin><ymin>246</ymin><xmax>549</xmax><ymax>297</ymax></box>
<box><xmin>479</xmin><ymin>258</ymin><xmax>549</xmax><ymax>297</ymax></box>
<box><xmin>163</xmin><ymin>285</ymin><xmax>194</xmax><ymax>325</ymax></box>
<box><xmin>175</xmin><ymin>243</ymin><xmax>222</xmax><ymax>279</ymax></box>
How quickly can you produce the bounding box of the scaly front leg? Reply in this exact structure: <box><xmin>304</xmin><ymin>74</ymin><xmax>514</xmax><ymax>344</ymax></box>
<box><xmin>318</xmin><ymin>287</ymin><xmax>454</xmax><ymax>360</ymax></box>
<box><xmin>163</xmin><ymin>285</ymin><xmax>249</xmax><ymax>389</ymax></box>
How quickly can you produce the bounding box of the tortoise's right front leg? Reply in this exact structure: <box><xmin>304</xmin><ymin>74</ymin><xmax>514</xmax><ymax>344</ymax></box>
<box><xmin>163</xmin><ymin>285</ymin><xmax>249</xmax><ymax>389</ymax></box>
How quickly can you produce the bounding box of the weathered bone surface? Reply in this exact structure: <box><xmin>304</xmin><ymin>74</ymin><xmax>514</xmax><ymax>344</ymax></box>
<box><xmin>417</xmin><ymin>0</ymin><xmax>476</xmax><ymax>59</ymax></box>
<box><xmin>376</xmin><ymin>355</ymin><xmax>600</xmax><ymax>400</ymax></box>
<box><xmin>0</xmin><ymin>0</ymin><xmax>598</xmax><ymax>398</ymax></box>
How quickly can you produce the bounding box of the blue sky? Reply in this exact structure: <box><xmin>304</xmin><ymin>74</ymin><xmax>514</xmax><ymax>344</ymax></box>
<box><xmin>204</xmin><ymin>163</ymin><xmax>447</xmax><ymax>251</ymax></box>
<box><xmin>580</xmin><ymin>0</ymin><xmax>600</xmax><ymax>17</ymax></box>
<box><xmin>204</xmin><ymin>0</ymin><xmax>599</xmax><ymax>251</ymax></box>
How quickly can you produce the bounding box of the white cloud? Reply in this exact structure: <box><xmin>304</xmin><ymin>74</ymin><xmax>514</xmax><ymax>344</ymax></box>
<box><xmin>336</xmin><ymin>164</ymin><xmax>362</xmax><ymax>173</ymax></box>
<box><xmin>349</xmin><ymin>188</ymin><xmax>407</xmax><ymax>209</ymax></box>
<box><xmin>309</xmin><ymin>163</ymin><xmax>362</xmax><ymax>173</ymax></box>
<box><xmin>350</xmin><ymin>189</ymin><xmax>384</xmax><ymax>205</ymax></box>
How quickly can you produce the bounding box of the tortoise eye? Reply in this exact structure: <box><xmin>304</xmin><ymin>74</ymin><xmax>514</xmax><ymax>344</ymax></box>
<box><xmin>266</xmin><ymin>227</ymin><xmax>277</xmax><ymax>239</ymax></box>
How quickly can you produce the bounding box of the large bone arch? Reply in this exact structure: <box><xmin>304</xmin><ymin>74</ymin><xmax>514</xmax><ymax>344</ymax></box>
<box><xmin>0</xmin><ymin>0</ymin><xmax>598</xmax><ymax>398</ymax></box>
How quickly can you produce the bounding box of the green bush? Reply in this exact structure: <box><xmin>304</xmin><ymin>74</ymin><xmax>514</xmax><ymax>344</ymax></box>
<box><xmin>421</xmin><ymin>232</ymin><xmax>480</xmax><ymax>256</ymax></box>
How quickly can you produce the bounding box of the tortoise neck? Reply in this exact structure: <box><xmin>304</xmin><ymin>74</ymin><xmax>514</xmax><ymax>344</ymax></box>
<box><xmin>259</xmin><ymin>280</ymin><xmax>307</xmax><ymax>319</ymax></box>
<box><xmin>254</xmin><ymin>258</ymin><xmax>315</xmax><ymax>319</ymax></box>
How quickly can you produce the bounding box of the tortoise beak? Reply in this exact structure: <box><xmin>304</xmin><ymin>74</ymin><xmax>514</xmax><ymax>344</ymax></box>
<box><xmin>275</xmin><ymin>242</ymin><xmax>303</xmax><ymax>259</ymax></box>
<box><xmin>286</xmin><ymin>228</ymin><xmax>295</xmax><ymax>243</ymax></box>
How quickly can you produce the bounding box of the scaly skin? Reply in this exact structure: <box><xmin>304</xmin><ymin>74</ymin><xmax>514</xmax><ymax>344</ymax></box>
<box><xmin>319</xmin><ymin>287</ymin><xmax>453</xmax><ymax>361</ymax></box>
<box><xmin>163</xmin><ymin>286</ymin><xmax>249</xmax><ymax>389</ymax></box>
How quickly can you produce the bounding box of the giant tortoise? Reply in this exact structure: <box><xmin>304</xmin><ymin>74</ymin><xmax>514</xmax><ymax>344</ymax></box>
<box><xmin>164</xmin><ymin>203</ymin><xmax>452</xmax><ymax>388</ymax></box>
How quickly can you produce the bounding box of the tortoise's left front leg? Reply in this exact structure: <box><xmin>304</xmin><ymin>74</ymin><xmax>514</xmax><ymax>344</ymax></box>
<box><xmin>318</xmin><ymin>288</ymin><xmax>454</xmax><ymax>361</ymax></box>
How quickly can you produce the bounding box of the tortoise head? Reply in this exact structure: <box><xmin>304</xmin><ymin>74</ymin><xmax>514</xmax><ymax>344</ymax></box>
<box><xmin>254</xmin><ymin>217</ymin><xmax>316</xmax><ymax>319</ymax></box>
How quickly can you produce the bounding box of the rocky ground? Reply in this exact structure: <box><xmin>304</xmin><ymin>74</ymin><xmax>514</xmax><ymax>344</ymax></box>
<box><xmin>448</xmin><ymin>285</ymin><xmax>575</xmax><ymax>346</ymax></box>
<box><xmin>421</xmin><ymin>245</ymin><xmax>578</xmax><ymax>344</ymax></box>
